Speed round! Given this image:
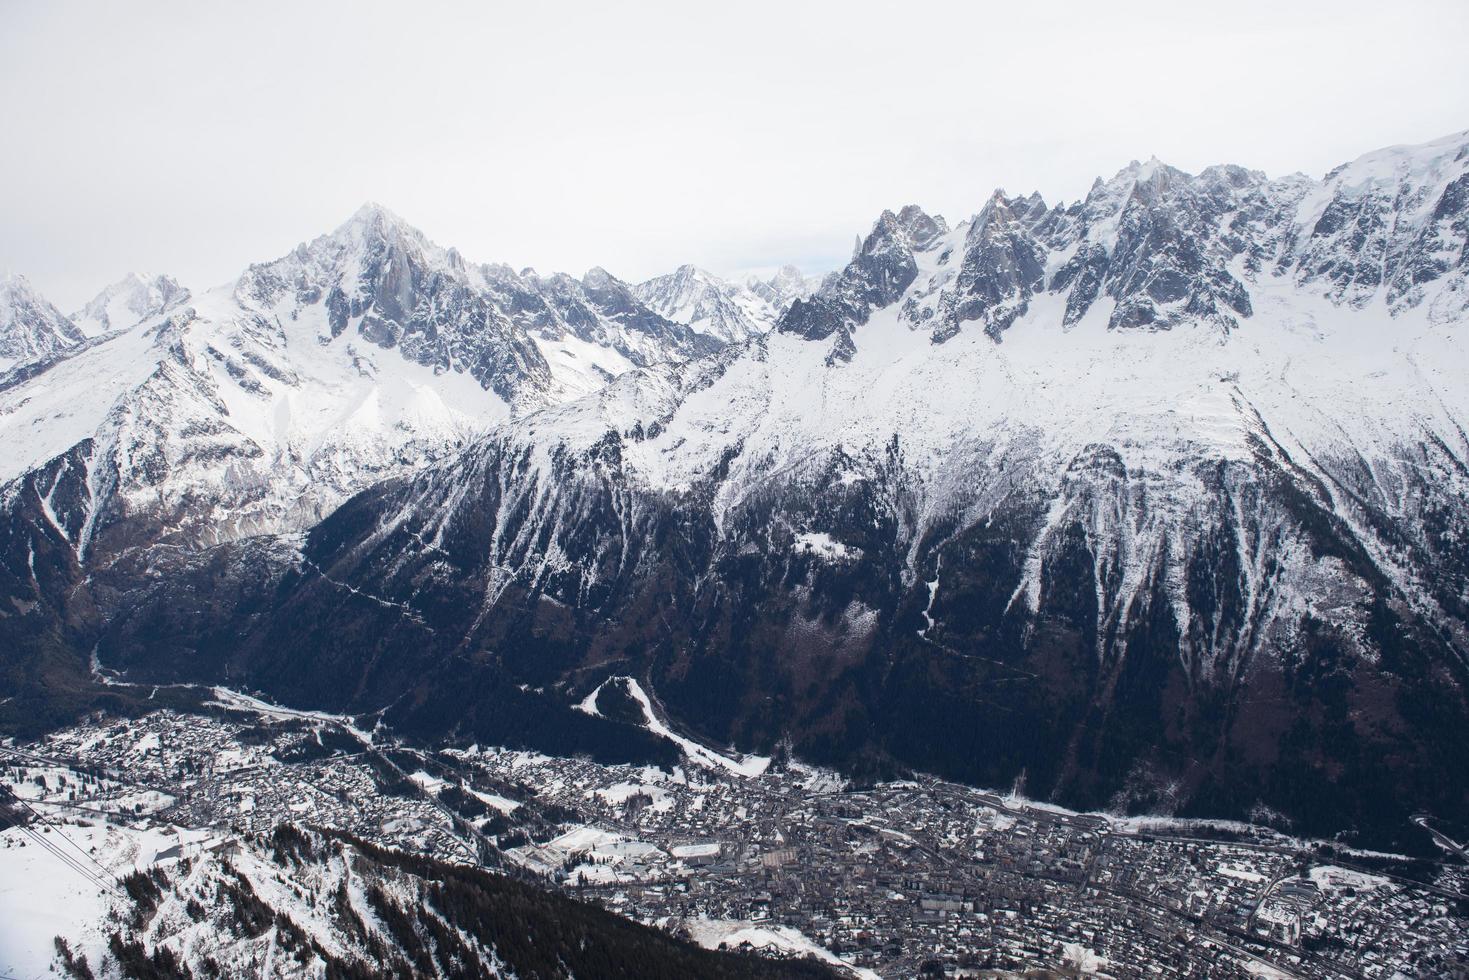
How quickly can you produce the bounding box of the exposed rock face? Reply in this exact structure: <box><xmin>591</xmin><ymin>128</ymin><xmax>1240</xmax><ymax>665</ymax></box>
<box><xmin>932</xmin><ymin>192</ymin><xmax>1046</xmax><ymax>341</ymax></box>
<box><xmin>238</xmin><ymin>204</ymin><xmax>555</xmax><ymax>406</ymax></box>
<box><xmin>879</xmin><ymin>132</ymin><xmax>1469</xmax><ymax>346</ymax></box>
<box><xmin>1286</xmin><ymin>136</ymin><xmax>1469</xmax><ymax>317</ymax></box>
<box><xmin>6</xmin><ymin>132</ymin><xmax>1469</xmax><ymax>852</ymax></box>
<box><xmin>779</xmin><ymin>206</ymin><xmax>945</xmax><ymax>360</ymax></box>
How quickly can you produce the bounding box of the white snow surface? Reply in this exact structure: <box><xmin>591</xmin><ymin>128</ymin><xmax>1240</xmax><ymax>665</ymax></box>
<box><xmin>0</xmin><ymin>278</ymin><xmax>508</xmax><ymax>549</ymax></box>
<box><xmin>0</xmin><ymin>820</ymin><xmax>181</xmax><ymax>980</ymax></box>
<box><xmin>683</xmin><ymin>918</ymin><xmax>880</xmax><ymax>979</ymax></box>
<box><xmin>793</xmin><ymin>531</ymin><xmax>859</xmax><ymax>561</ymax></box>
<box><xmin>583</xmin><ymin>677</ymin><xmax>771</xmax><ymax>777</ymax></box>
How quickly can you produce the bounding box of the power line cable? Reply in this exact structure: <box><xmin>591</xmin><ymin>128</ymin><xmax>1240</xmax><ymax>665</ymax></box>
<box><xmin>7</xmin><ymin>820</ymin><xmax>118</xmax><ymax>895</ymax></box>
<box><xmin>9</xmin><ymin>793</ymin><xmax>124</xmax><ymax>887</ymax></box>
<box><xmin>2</xmin><ymin>800</ymin><xmax>114</xmax><ymax>892</ymax></box>
<box><xmin>1</xmin><ymin>787</ymin><xmax>122</xmax><ymax>894</ymax></box>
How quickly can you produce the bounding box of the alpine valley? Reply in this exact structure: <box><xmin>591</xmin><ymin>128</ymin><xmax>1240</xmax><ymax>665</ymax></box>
<box><xmin>4</xmin><ymin>129</ymin><xmax>1469</xmax><ymax>978</ymax></box>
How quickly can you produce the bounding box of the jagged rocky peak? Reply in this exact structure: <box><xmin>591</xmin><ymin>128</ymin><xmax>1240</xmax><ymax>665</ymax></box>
<box><xmin>1125</xmin><ymin>155</ymin><xmax>1182</xmax><ymax>196</ymax></box>
<box><xmin>783</xmin><ymin>133</ymin><xmax>1469</xmax><ymax>353</ymax></box>
<box><xmin>921</xmin><ymin>189</ymin><xmax>1050</xmax><ymax>342</ymax></box>
<box><xmin>634</xmin><ymin>263</ymin><xmax>725</xmax><ymax>309</ymax></box>
<box><xmin>1084</xmin><ymin>156</ymin><xmax>1190</xmax><ymax>211</ymax></box>
<box><xmin>581</xmin><ymin>265</ymin><xmax>688</xmax><ymax>333</ymax></box>
<box><xmin>776</xmin><ymin>207</ymin><xmax>928</xmax><ymax>356</ymax></box>
<box><xmin>893</xmin><ymin>203</ymin><xmax>949</xmax><ymax>250</ymax></box>
<box><xmin>323</xmin><ymin>202</ymin><xmax>449</xmax><ymax>316</ymax></box>
<box><xmin>851</xmin><ymin>207</ymin><xmax>930</xmax><ymax>302</ymax></box>
<box><xmin>580</xmin><ymin>265</ymin><xmax>652</xmax><ymax>319</ymax></box>
<box><xmin>479</xmin><ymin>258</ymin><xmax>723</xmax><ymax>373</ymax></box>
<box><xmin>229</xmin><ymin>203</ymin><xmax>553</xmax><ymax>404</ymax></box>
<box><xmin>635</xmin><ymin>263</ymin><xmax>802</xmax><ymax>344</ymax></box>
<box><xmin>575</xmin><ymin>265</ymin><xmax>637</xmax><ymax>313</ymax></box>
<box><xmin>0</xmin><ymin>273</ymin><xmax>84</xmax><ymax>372</ymax></box>
<box><xmin>0</xmin><ymin>201</ymin><xmax>745</xmax><ymax>570</ymax></box>
<box><xmin>776</xmin><ymin>203</ymin><xmax>959</xmax><ymax>359</ymax></box>
<box><xmin>1034</xmin><ymin>156</ymin><xmax>1264</xmax><ymax>332</ymax></box>
<box><xmin>658</xmin><ymin>263</ymin><xmax>752</xmax><ymax>305</ymax></box>
<box><xmin>71</xmin><ymin>271</ymin><xmax>190</xmax><ymax>337</ymax></box>
<box><xmin>751</xmin><ymin>263</ymin><xmax>821</xmax><ymax>308</ymax></box>
<box><xmin>1286</xmin><ymin>129</ymin><xmax>1469</xmax><ymax>318</ymax></box>
<box><xmin>334</xmin><ymin>199</ymin><xmax>428</xmax><ymax>248</ymax></box>
<box><xmin>237</xmin><ymin>201</ymin><xmax>434</xmax><ymax>312</ymax></box>
<box><xmin>1104</xmin><ymin>170</ymin><xmax>1255</xmax><ymax>330</ymax></box>
<box><xmin>746</xmin><ymin>265</ymin><xmax>823</xmax><ymax>318</ymax></box>
<box><xmin>657</xmin><ymin>262</ymin><xmax>711</xmax><ymax>290</ymax></box>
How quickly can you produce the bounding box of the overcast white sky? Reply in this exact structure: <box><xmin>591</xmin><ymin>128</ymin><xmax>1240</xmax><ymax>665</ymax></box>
<box><xmin>3</xmin><ymin>0</ymin><xmax>1467</xmax><ymax>309</ymax></box>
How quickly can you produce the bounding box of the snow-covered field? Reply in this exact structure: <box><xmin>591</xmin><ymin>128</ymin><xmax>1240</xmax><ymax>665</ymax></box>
<box><xmin>682</xmin><ymin>918</ymin><xmax>881</xmax><ymax>980</ymax></box>
<box><xmin>0</xmin><ymin>820</ymin><xmax>185</xmax><ymax>980</ymax></box>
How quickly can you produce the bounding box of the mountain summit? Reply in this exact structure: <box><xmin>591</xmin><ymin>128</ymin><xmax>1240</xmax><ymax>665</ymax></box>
<box><xmin>634</xmin><ymin>264</ymin><xmax>818</xmax><ymax>343</ymax></box>
<box><xmin>0</xmin><ymin>273</ymin><xmax>85</xmax><ymax>373</ymax></box>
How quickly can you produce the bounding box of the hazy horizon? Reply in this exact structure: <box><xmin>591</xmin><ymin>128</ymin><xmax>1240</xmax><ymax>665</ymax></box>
<box><xmin>3</xmin><ymin>0</ymin><xmax>1467</xmax><ymax>309</ymax></box>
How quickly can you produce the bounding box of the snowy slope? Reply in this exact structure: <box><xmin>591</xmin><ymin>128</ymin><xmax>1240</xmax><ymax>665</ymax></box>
<box><xmin>0</xmin><ymin>820</ymin><xmax>184</xmax><ymax>979</ymax></box>
<box><xmin>368</xmin><ymin>232</ymin><xmax>1469</xmax><ymax>666</ymax></box>
<box><xmin>481</xmin><ymin>260</ymin><xmax>724</xmax><ymax>399</ymax></box>
<box><xmin>0</xmin><ymin>274</ymin><xmax>511</xmax><ymax>553</ymax></box>
<box><xmin>27</xmin><ymin>822</ymin><xmax>827</xmax><ymax>980</ymax></box>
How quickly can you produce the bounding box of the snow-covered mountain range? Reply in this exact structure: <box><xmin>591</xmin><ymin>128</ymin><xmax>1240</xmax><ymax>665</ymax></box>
<box><xmin>634</xmin><ymin>264</ymin><xmax>821</xmax><ymax>343</ymax></box>
<box><xmin>0</xmin><ymin>205</ymin><xmax>732</xmax><ymax>553</ymax></box>
<box><xmin>5</xmin><ymin>129</ymin><xmax>1469</xmax><ymax>849</ymax></box>
<box><xmin>0</xmin><ymin>272</ymin><xmax>189</xmax><ymax>377</ymax></box>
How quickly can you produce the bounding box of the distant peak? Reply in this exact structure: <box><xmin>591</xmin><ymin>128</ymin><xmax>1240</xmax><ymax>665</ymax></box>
<box><xmin>333</xmin><ymin>201</ymin><xmax>420</xmax><ymax>241</ymax></box>
<box><xmin>100</xmin><ymin>271</ymin><xmax>180</xmax><ymax>293</ymax></box>
<box><xmin>70</xmin><ymin>271</ymin><xmax>190</xmax><ymax>335</ymax></box>
<box><xmin>350</xmin><ymin>200</ymin><xmax>398</xmax><ymax>222</ymax></box>
<box><xmin>1082</xmin><ymin>156</ymin><xmax>1185</xmax><ymax>205</ymax></box>
<box><xmin>0</xmin><ymin>274</ymin><xmax>57</xmax><ymax>310</ymax></box>
<box><xmin>1104</xmin><ymin>156</ymin><xmax>1173</xmax><ymax>183</ymax></box>
<box><xmin>583</xmin><ymin>266</ymin><xmax>616</xmax><ymax>288</ymax></box>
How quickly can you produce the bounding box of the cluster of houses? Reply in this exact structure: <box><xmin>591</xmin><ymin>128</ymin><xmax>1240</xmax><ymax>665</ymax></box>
<box><xmin>7</xmin><ymin>707</ymin><xmax>1466</xmax><ymax>979</ymax></box>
